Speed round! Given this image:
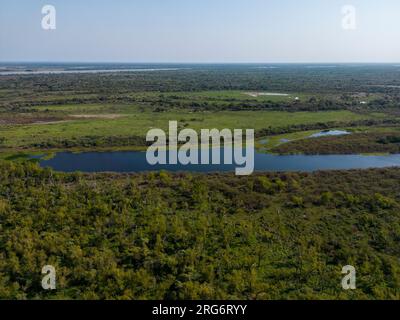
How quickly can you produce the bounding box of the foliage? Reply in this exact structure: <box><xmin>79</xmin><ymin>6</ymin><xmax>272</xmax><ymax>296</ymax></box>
<box><xmin>272</xmin><ymin>132</ymin><xmax>400</xmax><ymax>155</ymax></box>
<box><xmin>0</xmin><ymin>161</ymin><xmax>399</xmax><ymax>300</ymax></box>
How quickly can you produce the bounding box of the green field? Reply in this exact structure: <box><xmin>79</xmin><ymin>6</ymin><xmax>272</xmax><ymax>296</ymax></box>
<box><xmin>0</xmin><ymin>106</ymin><xmax>381</xmax><ymax>150</ymax></box>
<box><xmin>143</xmin><ymin>90</ymin><xmax>311</xmax><ymax>102</ymax></box>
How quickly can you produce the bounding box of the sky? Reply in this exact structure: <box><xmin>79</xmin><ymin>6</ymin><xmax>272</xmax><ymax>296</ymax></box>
<box><xmin>0</xmin><ymin>0</ymin><xmax>399</xmax><ymax>63</ymax></box>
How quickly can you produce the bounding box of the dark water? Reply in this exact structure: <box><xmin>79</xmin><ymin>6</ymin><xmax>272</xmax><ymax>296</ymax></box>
<box><xmin>37</xmin><ymin>150</ymin><xmax>400</xmax><ymax>173</ymax></box>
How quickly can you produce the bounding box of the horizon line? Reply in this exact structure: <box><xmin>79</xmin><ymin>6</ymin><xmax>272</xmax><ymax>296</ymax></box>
<box><xmin>1</xmin><ymin>61</ymin><xmax>400</xmax><ymax>65</ymax></box>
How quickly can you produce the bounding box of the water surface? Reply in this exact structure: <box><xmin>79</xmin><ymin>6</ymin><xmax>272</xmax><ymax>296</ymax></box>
<box><xmin>37</xmin><ymin>150</ymin><xmax>400</xmax><ymax>173</ymax></box>
<box><xmin>309</xmin><ymin>130</ymin><xmax>350</xmax><ymax>138</ymax></box>
<box><xmin>0</xmin><ymin>68</ymin><xmax>183</xmax><ymax>76</ymax></box>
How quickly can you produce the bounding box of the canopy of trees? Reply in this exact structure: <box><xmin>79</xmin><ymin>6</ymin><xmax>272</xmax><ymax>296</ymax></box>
<box><xmin>0</xmin><ymin>161</ymin><xmax>399</xmax><ymax>299</ymax></box>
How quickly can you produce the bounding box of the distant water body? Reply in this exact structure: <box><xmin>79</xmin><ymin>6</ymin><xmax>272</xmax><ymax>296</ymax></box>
<box><xmin>309</xmin><ymin>130</ymin><xmax>350</xmax><ymax>138</ymax></box>
<box><xmin>0</xmin><ymin>68</ymin><xmax>184</xmax><ymax>76</ymax></box>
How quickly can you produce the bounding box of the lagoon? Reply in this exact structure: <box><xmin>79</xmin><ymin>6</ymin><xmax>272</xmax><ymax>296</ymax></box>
<box><xmin>36</xmin><ymin>149</ymin><xmax>400</xmax><ymax>173</ymax></box>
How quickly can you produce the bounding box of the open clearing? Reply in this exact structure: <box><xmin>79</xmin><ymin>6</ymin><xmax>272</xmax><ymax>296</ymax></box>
<box><xmin>0</xmin><ymin>108</ymin><xmax>385</xmax><ymax>149</ymax></box>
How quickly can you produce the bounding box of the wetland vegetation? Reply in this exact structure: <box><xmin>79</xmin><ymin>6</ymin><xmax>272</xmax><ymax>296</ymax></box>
<box><xmin>1</xmin><ymin>64</ymin><xmax>400</xmax><ymax>299</ymax></box>
<box><xmin>0</xmin><ymin>161</ymin><xmax>400</xmax><ymax>299</ymax></box>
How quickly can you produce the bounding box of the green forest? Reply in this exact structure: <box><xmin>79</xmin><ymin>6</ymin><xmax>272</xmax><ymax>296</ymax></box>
<box><xmin>0</xmin><ymin>161</ymin><xmax>399</xmax><ymax>299</ymax></box>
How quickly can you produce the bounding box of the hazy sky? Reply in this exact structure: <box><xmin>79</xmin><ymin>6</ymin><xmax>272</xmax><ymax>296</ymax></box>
<box><xmin>0</xmin><ymin>0</ymin><xmax>399</xmax><ymax>63</ymax></box>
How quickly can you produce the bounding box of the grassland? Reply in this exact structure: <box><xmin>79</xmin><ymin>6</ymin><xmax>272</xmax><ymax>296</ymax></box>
<box><xmin>2</xmin><ymin>66</ymin><xmax>398</xmax><ymax>155</ymax></box>
<box><xmin>0</xmin><ymin>84</ymin><xmax>397</xmax><ymax>156</ymax></box>
<box><xmin>0</xmin><ymin>104</ymin><xmax>382</xmax><ymax>150</ymax></box>
<box><xmin>271</xmin><ymin>126</ymin><xmax>400</xmax><ymax>155</ymax></box>
<box><xmin>0</xmin><ymin>86</ymin><xmax>395</xmax><ymax>158</ymax></box>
